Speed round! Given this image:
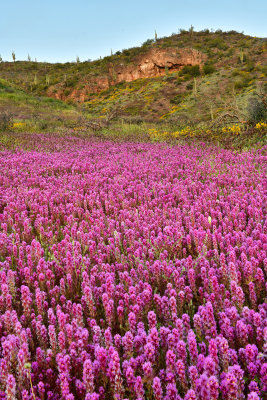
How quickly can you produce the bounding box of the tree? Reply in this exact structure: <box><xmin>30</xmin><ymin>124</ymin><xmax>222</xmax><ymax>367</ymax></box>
<box><xmin>28</xmin><ymin>54</ymin><xmax>31</xmax><ymax>62</ymax></box>
<box><xmin>0</xmin><ymin>55</ymin><xmax>2</xmax><ymax>62</ymax></box>
<box><xmin>76</xmin><ymin>56</ymin><xmax>80</xmax><ymax>63</ymax></box>
<box><xmin>12</xmin><ymin>51</ymin><xmax>16</xmax><ymax>62</ymax></box>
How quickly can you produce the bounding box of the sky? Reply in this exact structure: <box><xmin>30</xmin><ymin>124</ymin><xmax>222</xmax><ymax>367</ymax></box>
<box><xmin>0</xmin><ymin>0</ymin><xmax>266</xmax><ymax>63</ymax></box>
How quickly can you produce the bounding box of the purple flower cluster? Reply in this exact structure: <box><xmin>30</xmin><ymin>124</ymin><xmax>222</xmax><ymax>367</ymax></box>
<box><xmin>0</xmin><ymin>137</ymin><xmax>266</xmax><ymax>399</ymax></box>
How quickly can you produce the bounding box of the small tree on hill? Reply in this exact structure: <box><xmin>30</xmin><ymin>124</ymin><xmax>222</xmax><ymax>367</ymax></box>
<box><xmin>12</xmin><ymin>51</ymin><xmax>16</xmax><ymax>62</ymax></box>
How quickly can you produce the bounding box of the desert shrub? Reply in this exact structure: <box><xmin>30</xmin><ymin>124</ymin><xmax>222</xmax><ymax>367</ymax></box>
<box><xmin>207</xmin><ymin>38</ymin><xmax>228</xmax><ymax>50</ymax></box>
<box><xmin>0</xmin><ymin>111</ymin><xmax>13</xmax><ymax>131</ymax></box>
<box><xmin>170</xmin><ymin>93</ymin><xmax>186</xmax><ymax>104</ymax></box>
<box><xmin>64</xmin><ymin>88</ymin><xmax>71</xmax><ymax>96</ymax></box>
<box><xmin>65</xmin><ymin>76</ymin><xmax>79</xmax><ymax>88</ymax></box>
<box><xmin>247</xmin><ymin>96</ymin><xmax>267</xmax><ymax>123</ymax></box>
<box><xmin>186</xmin><ymin>82</ymin><xmax>193</xmax><ymax>90</ymax></box>
<box><xmin>234</xmin><ymin>77</ymin><xmax>250</xmax><ymax>90</ymax></box>
<box><xmin>199</xmin><ymin>29</ymin><xmax>210</xmax><ymax>34</ymax></box>
<box><xmin>38</xmin><ymin>120</ymin><xmax>49</xmax><ymax>130</ymax></box>
<box><xmin>232</xmin><ymin>69</ymin><xmax>243</xmax><ymax>77</ymax></box>
<box><xmin>226</xmin><ymin>30</ymin><xmax>239</xmax><ymax>34</ymax></box>
<box><xmin>179</xmin><ymin>65</ymin><xmax>200</xmax><ymax>79</ymax></box>
<box><xmin>203</xmin><ymin>63</ymin><xmax>216</xmax><ymax>75</ymax></box>
<box><xmin>179</xmin><ymin>29</ymin><xmax>188</xmax><ymax>35</ymax></box>
<box><xmin>245</xmin><ymin>60</ymin><xmax>255</xmax><ymax>72</ymax></box>
<box><xmin>142</xmin><ymin>39</ymin><xmax>154</xmax><ymax>46</ymax></box>
<box><xmin>226</xmin><ymin>47</ymin><xmax>235</xmax><ymax>56</ymax></box>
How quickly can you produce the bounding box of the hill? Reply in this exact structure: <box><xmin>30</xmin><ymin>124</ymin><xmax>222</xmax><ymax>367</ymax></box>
<box><xmin>0</xmin><ymin>29</ymin><xmax>266</xmax><ymax>130</ymax></box>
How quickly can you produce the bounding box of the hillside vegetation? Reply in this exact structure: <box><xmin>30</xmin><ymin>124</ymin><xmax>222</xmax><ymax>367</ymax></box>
<box><xmin>0</xmin><ymin>29</ymin><xmax>266</xmax><ymax>146</ymax></box>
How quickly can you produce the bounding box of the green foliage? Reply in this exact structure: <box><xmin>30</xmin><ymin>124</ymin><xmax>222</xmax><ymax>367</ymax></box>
<box><xmin>142</xmin><ymin>39</ymin><xmax>154</xmax><ymax>46</ymax></box>
<box><xmin>245</xmin><ymin>61</ymin><xmax>255</xmax><ymax>73</ymax></box>
<box><xmin>234</xmin><ymin>77</ymin><xmax>250</xmax><ymax>90</ymax></box>
<box><xmin>207</xmin><ymin>38</ymin><xmax>228</xmax><ymax>50</ymax></box>
<box><xmin>186</xmin><ymin>82</ymin><xmax>193</xmax><ymax>90</ymax></box>
<box><xmin>170</xmin><ymin>93</ymin><xmax>186</xmax><ymax>104</ymax></box>
<box><xmin>179</xmin><ymin>29</ymin><xmax>188</xmax><ymax>35</ymax></box>
<box><xmin>203</xmin><ymin>63</ymin><xmax>216</xmax><ymax>75</ymax></box>
<box><xmin>247</xmin><ymin>96</ymin><xmax>267</xmax><ymax>123</ymax></box>
<box><xmin>0</xmin><ymin>111</ymin><xmax>13</xmax><ymax>131</ymax></box>
<box><xmin>180</xmin><ymin>65</ymin><xmax>201</xmax><ymax>79</ymax></box>
<box><xmin>65</xmin><ymin>76</ymin><xmax>80</xmax><ymax>88</ymax></box>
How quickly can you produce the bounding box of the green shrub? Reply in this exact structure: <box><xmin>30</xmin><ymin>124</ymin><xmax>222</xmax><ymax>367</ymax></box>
<box><xmin>245</xmin><ymin>61</ymin><xmax>255</xmax><ymax>72</ymax></box>
<box><xmin>142</xmin><ymin>39</ymin><xmax>154</xmax><ymax>46</ymax></box>
<box><xmin>247</xmin><ymin>97</ymin><xmax>267</xmax><ymax>123</ymax></box>
<box><xmin>234</xmin><ymin>77</ymin><xmax>250</xmax><ymax>89</ymax></box>
<box><xmin>203</xmin><ymin>63</ymin><xmax>216</xmax><ymax>75</ymax></box>
<box><xmin>0</xmin><ymin>111</ymin><xmax>13</xmax><ymax>131</ymax></box>
<box><xmin>207</xmin><ymin>38</ymin><xmax>228</xmax><ymax>50</ymax></box>
<box><xmin>186</xmin><ymin>82</ymin><xmax>193</xmax><ymax>90</ymax></box>
<box><xmin>179</xmin><ymin>65</ymin><xmax>200</xmax><ymax>78</ymax></box>
<box><xmin>232</xmin><ymin>69</ymin><xmax>242</xmax><ymax>77</ymax></box>
<box><xmin>170</xmin><ymin>93</ymin><xmax>186</xmax><ymax>104</ymax></box>
<box><xmin>226</xmin><ymin>48</ymin><xmax>235</xmax><ymax>56</ymax></box>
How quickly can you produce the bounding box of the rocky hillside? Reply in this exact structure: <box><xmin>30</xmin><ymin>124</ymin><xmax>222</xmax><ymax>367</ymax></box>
<box><xmin>0</xmin><ymin>29</ymin><xmax>266</xmax><ymax>124</ymax></box>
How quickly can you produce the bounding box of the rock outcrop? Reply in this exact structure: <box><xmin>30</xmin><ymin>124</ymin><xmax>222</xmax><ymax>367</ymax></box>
<box><xmin>47</xmin><ymin>47</ymin><xmax>207</xmax><ymax>102</ymax></box>
<box><xmin>112</xmin><ymin>48</ymin><xmax>206</xmax><ymax>84</ymax></box>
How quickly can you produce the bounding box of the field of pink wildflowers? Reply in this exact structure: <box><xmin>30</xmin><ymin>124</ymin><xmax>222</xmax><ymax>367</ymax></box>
<box><xmin>0</xmin><ymin>135</ymin><xmax>266</xmax><ymax>400</ymax></box>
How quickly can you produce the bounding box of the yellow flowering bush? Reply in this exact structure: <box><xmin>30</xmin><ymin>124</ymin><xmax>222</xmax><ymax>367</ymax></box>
<box><xmin>255</xmin><ymin>121</ymin><xmax>267</xmax><ymax>130</ymax></box>
<box><xmin>222</xmin><ymin>124</ymin><xmax>242</xmax><ymax>135</ymax></box>
<box><xmin>147</xmin><ymin>122</ymin><xmax>257</xmax><ymax>143</ymax></box>
<box><xmin>148</xmin><ymin>126</ymin><xmax>198</xmax><ymax>141</ymax></box>
<box><xmin>11</xmin><ymin>122</ymin><xmax>26</xmax><ymax>131</ymax></box>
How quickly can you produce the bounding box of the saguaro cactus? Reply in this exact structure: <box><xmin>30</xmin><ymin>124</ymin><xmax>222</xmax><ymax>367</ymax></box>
<box><xmin>240</xmin><ymin>49</ymin><xmax>244</xmax><ymax>64</ymax></box>
<box><xmin>193</xmin><ymin>77</ymin><xmax>197</xmax><ymax>97</ymax></box>
<box><xmin>210</xmin><ymin>104</ymin><xmax>214</xmax><ymax>120</ymax></box>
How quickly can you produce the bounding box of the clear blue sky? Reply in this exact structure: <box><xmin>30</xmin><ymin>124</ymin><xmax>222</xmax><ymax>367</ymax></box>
<box><xmin>0</xmin><ymin>0</ymin><xmax>266</xmax><ymax>63</ymax></box>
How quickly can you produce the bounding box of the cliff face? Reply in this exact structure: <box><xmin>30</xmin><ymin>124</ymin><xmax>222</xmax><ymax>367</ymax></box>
<box><xmin>47</xmin><ymin>47</ymin><xmax>207</xmax><ymax>102</ymax></box>
<box><xmin>113</xmin><ymin>48</ymin><xmax>207</xmax><ymax>83</ymax></box>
